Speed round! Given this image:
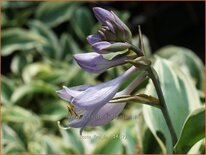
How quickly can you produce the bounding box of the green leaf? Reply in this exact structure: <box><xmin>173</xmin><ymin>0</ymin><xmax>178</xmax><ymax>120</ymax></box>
<box><xmin>1</xmin><ymin>76</ymin><xmax>14</xmax><ymax>105</ymax></box>
<box><xmin>2</xmin><ymin>28</ymin><xmax>46</xmax><ymax>56</ymax></box>
<box><xmin>2</xmin><ymin>105</ymin><xmax>40</xmax><ymax>123</ymax></box>
<box><xmin>2</xmin><ymin>1</ymin><xmax>35</xmax><ymax>9</ymax></box>
<box><xmin>10</xmin><ymin>81</ymin><xmax>56</xmax><ymax>105</ymax></box>
<box><xmin>28</xmin><ymin>20</ymin><xmax>61</xmax><ymax>59</ymax></box>
<box><xmin>156</xmin><ymin>46</ymin><xmax>204</xmax><ymax>90</ymax></box>
<box><xmin>2</xmin><ymin>124</ymin><xmax>26</xmax><ymax>154</ymax></box>
<box><xmin>121</xmin><ymin>122</ymin><xmax>138</xmax><ymax>154</ymax></box>
<box><xmin>60</xmin><ymin>33</ymin><xmax>81</xmax><ymax>59</ymax></box>
<box><xmin>59</xmin><ymin>129</ymin><xmax>85</xmax><ymax>154</ymax></box>
<box><xmin>11</xmin><ymin>53</ymin><xmax>29</xmax><ymax>75</ymax></box>
<box><xmin>71</xmin><ymin>7</ymin><xmax>95</xmax><ymax>41</ymax></box>
<box><xmin>22</xmin><ymin>62</ymin><xmax>53</xmax><ymax>83</ymax></box>
<box><xmin>36</xmin><ymin>2</ymin><xmax>80</xmax><ymax>27</ymax></box>
<box><xmin>2</xmin><ymin>13</ymin><xmax>8</xmax><ymax>27</ymax></box>
<box><xmin>174</xmin><ymin>107</ymin><xmax>205</xmax><ymax>153</ymax></box>
<box><xmin>40</xmin><ymin>100</ymin><xmax>67</xmax><ymax>121</ymax></box>
<box><xmin>143</xmin><ymin>57</ymin><xmax>201</xmax><ymax>153</ymax></box>
<box><xmin>92</xmin><ymin>126</ymin><xmax>123</xmax><ymax>154</ymax></box>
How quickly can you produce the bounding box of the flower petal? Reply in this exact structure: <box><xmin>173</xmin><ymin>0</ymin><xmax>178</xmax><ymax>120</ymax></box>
<box><xmin>72</xmin><ymin>66</ymin><xmax>137</xmax><ymax>109</ymax></box>
<box><xmin>87</xmin><ymin>34</ymin><xmax>101</xmax><ymax>45</ymax></box>
<box><xmin>72</xmin><ymin>78</ymin><xmax>120</xmax><ymax>110</ymax></box>
<box><xmin>56</xmin><ymin>85</ymin><xmax>91</xmax><ymax>102</ymax></box>
<box><xmin>92</xmin><ymin>41</ymin><xmax>111</xmax><ymax>54</ymax></box>
<box><xmin>93</xmin><ymin>7</ymin><xmax>115</xmax><ymax>25</ymax></box>
<box><xmin>74</xmin><ymin>52</ymin><xmax>110</xmax><ymax>73</ymax></box>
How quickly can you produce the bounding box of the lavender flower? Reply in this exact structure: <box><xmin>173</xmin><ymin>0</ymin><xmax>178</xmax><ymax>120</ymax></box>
<box><xmin>57</xmin><ymin>66</ymin><xmax>137</xmax><ymax>134</ymax></box>
<box><xmin>89</xmin><ymin>73</ymin><xmax>146</xmax><ymax>126</ymax></box>
<box><xmin>92</xmin><ymin>7</ymin><xmax>132</xmax><ymax>42</ymax></box>
<box><xmin>74</xmin><ymin>52</ymin><xmax>130</xmax><ymax>73</ymax></box>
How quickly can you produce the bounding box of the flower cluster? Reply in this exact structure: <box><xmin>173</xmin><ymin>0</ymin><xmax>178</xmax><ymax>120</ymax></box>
<box><xmin>57</xmin><ymin>7</ymin><xmax>144</xmax><ymax>135</ymax></box>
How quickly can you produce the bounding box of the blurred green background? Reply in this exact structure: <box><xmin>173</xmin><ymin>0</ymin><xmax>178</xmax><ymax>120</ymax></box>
<box><xmin>1</xmin><ymin>1</ymin><xmax>205</xmax><ymax>154</ymax></box>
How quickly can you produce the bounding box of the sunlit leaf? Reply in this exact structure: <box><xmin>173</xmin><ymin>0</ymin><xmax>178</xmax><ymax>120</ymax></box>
<box><xmin>2</xmin><ymin>28</ymin><xmax>46</xmax><ymax>56</ymax></box>
<box><xmin>156</xmin><ymin>46</ymin><xmax>204</xmax><ymax>90</ymax></box>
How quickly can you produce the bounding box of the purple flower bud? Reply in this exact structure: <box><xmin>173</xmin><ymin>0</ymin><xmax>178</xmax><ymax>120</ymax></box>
<box><xmin>56</xmin><ymin>66</ymin><xmax>137</xmax><ymax>134</ymax></box>
<box><xmin>93</xmin><ymin>7</ymin><xmax>132</xmax><ymax>42</ymax></box>
<box><xmin>92</xmin><ymin>41</ymin><xmax>131</xmax><ymax>54</ymax></box>
<box><xmin>73</xmin><ymin>52</ymin><xmax>127</xmax><ymax>74</ymax></box>
<box><xmin>87</xmin><ymin>34</ymin><xmax>101</xmax><ymax>45</ymax></box>
<box><xmin>93</xmin><ymin>7</ymin><xmax>115</xmax><ymax>25</ymax></box>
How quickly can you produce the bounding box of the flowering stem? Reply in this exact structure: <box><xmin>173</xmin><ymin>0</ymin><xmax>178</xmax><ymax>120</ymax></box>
<box><xmin>147</xmin><ymin>66</ymin><xmax>177</xmax><ymax>153</ymax></box>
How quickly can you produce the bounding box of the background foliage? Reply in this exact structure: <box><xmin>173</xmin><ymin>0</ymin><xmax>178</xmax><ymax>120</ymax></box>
<box><xmin>1</xmin><ymin>1</ymin><xmax>205</xmax><ymax>154</ymax></box>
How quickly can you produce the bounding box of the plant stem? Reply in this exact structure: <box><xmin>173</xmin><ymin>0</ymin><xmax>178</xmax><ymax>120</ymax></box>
<box><xmin>147</xmin><ymin>66</ymin><xmax>178</xmax><ymax>153</ymax></box>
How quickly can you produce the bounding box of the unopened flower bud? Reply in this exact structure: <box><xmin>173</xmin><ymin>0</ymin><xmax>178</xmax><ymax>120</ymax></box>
<box><xmin>93</xmin><ymin>7</ymin><xmax>132</xmax><ymax>42</ymax></box>
<box><xmin>92</xmin><ymin>41</ymin><xmax>131</xmax><ymax>54</ymax></box>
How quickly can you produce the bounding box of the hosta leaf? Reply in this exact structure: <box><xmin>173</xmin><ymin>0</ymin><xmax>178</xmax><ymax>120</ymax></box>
<box><xmin>10</xmin><ymin>81</ymin><xmax>56</xmax><ymax>105</ymax></box>
<box><xmin>143</xmin><ymin>57</ymin><xmax>201</xmax><ymax>153</ymax></box>
<box><xmin>2</xmin><ymin>123</ymin><xmax>26</xmax><ymax>154</ymax></box>
<box><xmin>2</xmin><ymin>105</ymin><xmax>40</xmax><ymax>123</ymax></box>
<box><xmin>174</xmin><ymin>107</ymin><xmax>205</xmax><ymax>153</ymax></box>
<box><xmin>36</xmin><ymin>2</ymin><xmax>80</xmax><ymax>27</ymax></box>
<box><xmin>71</xmin><ymin>7</ymin><xmax>95</xmax><ymax>41</ymax></box>
<box><xmin>2</xmin><ymin>28</ymin><xmax>46</xmax><ymax>56</ymax></box>
<box><xmin>22</xmin><ymin>62</ymin><xmax>53</xmax><ymax>83</ymax></box>
<box><xmin>1</xmin><ymin>76</ymin><xmax>14</xmax><ymax>105</ymax></box>
<box><xmin>11</xmin><ymin>53</ymin><xmax>29</xmax><ymax>75</ymax></box>
<box><xmin>2</xmin><ymin>1</ymin><xmax>35</xmax><ymax>9</ymax></box>
<box><xmin>59</xmin><ymin>129</ymin><xmax>85</xmax><ymax>154</ymax></box>
<box><xmin>156</xmin><ymin>46</ymin><xmax>204</xmax><ymax>90</ymax></box>
<box><xmin>121</xmin><ymin>122</ymin><xmax>137</xmax><ymax>154</ymax></box>
<box><xmin>40</xmin><ymin>100</ymin><xmax>67</xmax><ymax>121</ymax></box>
<box><xmin>60</xmin><ymin>33</ymin><xmax>81</xmax><ymax>59</ymax></box>
<box><xmin>92</xmin><ymin>126</ymin><xmax>123</xmax><ymax>154</ymax></box>
<box><xmin>28</xmin><ymin>20</ymin><xmax>61</xmax><ymax>59</ymax></box>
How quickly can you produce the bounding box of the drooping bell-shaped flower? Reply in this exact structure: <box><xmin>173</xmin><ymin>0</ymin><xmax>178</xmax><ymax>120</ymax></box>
<box><xmin>88</xmin><ymin>72</ymin><xmax>146</xmax><ymax>126</ymax></box>
<box><xmin>73</xmin><ymin>52</ymin><xmax>129</xmax><ymax>74</ymax></box>
<box><xmin>56</xmin><ymin>66</ymin><xmax>137</xmax><ymax>134</ymax></box>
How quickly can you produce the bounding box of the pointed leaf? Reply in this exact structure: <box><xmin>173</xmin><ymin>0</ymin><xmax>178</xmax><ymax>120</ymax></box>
<box><xmin>174</xmin><ymin>107</ymin><xmax>205</xmax><ymax>153</ymax></box>
<box><xmin>156</xmin><ymin>46</ymin><xmax>204</xmax><ymax>90</ymax></box>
